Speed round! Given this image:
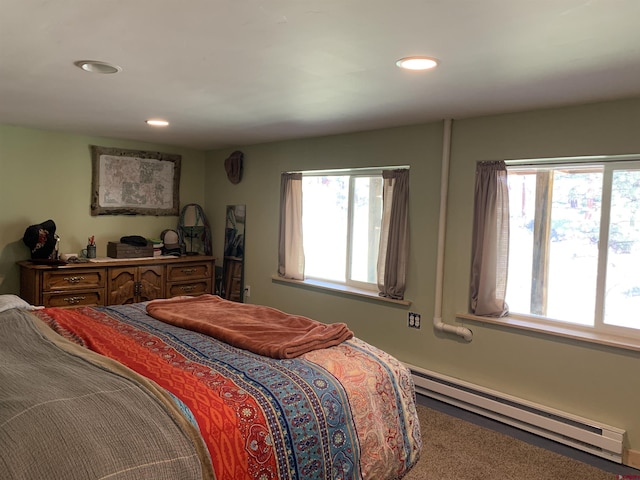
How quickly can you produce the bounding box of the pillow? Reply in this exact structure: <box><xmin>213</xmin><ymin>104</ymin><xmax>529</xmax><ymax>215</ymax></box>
<box><xmin>0</xmin><ymin>295</ymin><xmax>35</xmax><ymax>313</ymax></box>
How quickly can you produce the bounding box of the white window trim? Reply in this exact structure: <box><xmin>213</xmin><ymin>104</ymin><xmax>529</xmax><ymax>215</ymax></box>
<box><xmin>295</xmin><ymin>166</ymin><xmax>405</xmax><ymax>176</ymax></box>
<box><xmin>271</xmin><ymin>275</ymin><xmax>411</xmax><ymax>306</ymax></box>
<box><xmin>457</xmin><ymin>312</ymin><xmax>640</xmax><ymax>352</ymax></box>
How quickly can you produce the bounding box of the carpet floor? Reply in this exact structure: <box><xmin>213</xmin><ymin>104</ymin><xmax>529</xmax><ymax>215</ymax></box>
<box><xmin>403</xmin><ymin>403</ymin><xmax>630</xmax><ymax>480</ymax></box>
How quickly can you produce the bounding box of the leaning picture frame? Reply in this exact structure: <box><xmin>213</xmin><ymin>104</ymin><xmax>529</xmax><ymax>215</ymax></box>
<box><xmin>90</xmin><ymin>145</ymin><xmax>181</xmax><ymax>216</ymax></box>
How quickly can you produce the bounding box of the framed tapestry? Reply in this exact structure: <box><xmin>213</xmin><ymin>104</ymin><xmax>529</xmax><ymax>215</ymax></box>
<box><xmin>90</xmin><ymin>145</ymin><xmax>181</xmax><ymax>216</ymax></box>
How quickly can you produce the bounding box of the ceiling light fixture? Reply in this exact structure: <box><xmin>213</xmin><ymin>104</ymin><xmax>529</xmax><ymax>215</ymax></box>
<box><xmin>74</xmin><ymin>60</ymin><xmax>122</xmax><ymax>74</ymax></box>
<box><xmin>396</xmin><ymin>56</ymin><xmax>439</xmax><ymax>71</ymax></box>
<box><xmin>146</xmin><ymin>119</ymin><xmax>170</xmax><ymax>127</ymax></box>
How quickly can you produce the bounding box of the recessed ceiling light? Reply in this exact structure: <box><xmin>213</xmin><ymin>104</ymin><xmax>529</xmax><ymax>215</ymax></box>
<box><xmin>146</xmin><ymin>119</ymin><xmax>169</xmax><ymax>127</ymax></box>
<box><xmin>396</xmin><ymin>56</ymin><xmax>439</xmax><ymax>71</ymax></box>
<box><xmin>74</xmin><ymin>60</ymin><xmax>122</xmax><ymax>74</ymax></box>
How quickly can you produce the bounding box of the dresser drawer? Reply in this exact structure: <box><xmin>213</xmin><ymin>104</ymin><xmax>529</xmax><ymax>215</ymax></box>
<box><xmin>43</xmin><ymin>269</ymin><xmax>106</xmax><ymax>291</ymax></box>
<box><xmin>167</xmin><ymin>279</ymin><xmax>212</xmax><ymax>297</ymax></box>
<box><xmin>43</xmin><ymin>290</ymin><xmax>105</xmax><ymax>308</ymax></box>
<box><xmin>167</xmin><ymin>262</ymin><xmax>212</xmax><ymax>282</ymax></box>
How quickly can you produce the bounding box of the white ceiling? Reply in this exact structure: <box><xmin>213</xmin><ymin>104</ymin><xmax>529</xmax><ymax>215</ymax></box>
<box><xmin>2</xmin><ymin>0</ymin><xmax>640</xmax><ymax>150</ymax></box>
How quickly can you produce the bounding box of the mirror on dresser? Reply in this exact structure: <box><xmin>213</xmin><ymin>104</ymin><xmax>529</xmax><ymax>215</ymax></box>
<box><xmin>221</xmin><ymin>205</ymin><xmax>246</xmax><ymax>302</ymax></box>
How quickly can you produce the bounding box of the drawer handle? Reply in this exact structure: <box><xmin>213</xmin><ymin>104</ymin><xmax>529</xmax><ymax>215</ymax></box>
<box><xmin>63</xmin><ymin>296</ymin><xmax>86</xmax><ymax>305</ymax></box>
<box><xmin>64</xmin><ymin>276</ymin><xmax>85</xmax><ymax>284</ymax></box>
<box><xmin>180</xmin><ymin>285</ymin><xmax>196</xmax><ymax>292</ymax></box>
<box><xmin>180</xmin><ymin>268</ymin><xmax>197</xmax><ymax>275</ymax></box>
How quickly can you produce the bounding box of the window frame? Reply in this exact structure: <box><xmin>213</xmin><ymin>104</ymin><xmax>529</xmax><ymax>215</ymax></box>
<box><xmin>503</xmin><ymin>155</ymin><xmax>640</xmax><ymax>342</ymax></box>
<box><xmin>301</xmin><ymin>167</ymin><xmax>386</xmax><ymax>291</ymax></box>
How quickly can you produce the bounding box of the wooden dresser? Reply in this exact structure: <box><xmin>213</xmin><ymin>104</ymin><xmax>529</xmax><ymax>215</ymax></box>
<box><xmin>19</xmin><ymin>256</ymin><xmax>215</xmax><ymax>308</ymax></box>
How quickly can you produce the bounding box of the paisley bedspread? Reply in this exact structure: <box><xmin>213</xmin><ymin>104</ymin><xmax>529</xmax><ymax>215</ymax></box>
<box><xmin>34</xmin><ymin>301</ymin><xmax>421</xmax><ymax>480</ymax></box>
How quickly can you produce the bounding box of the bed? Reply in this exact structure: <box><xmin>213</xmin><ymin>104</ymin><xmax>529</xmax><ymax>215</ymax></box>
<box><xmin>0</xmin><ymin>294</ymin><xmax>421</xmax><ymax>480</ymax></box>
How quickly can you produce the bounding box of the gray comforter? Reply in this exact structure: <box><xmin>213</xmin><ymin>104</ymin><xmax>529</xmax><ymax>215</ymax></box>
<box><xmin>0</xmin><ymin>308</ymin><xmax>214</xmax><ymax>480</ymax></box>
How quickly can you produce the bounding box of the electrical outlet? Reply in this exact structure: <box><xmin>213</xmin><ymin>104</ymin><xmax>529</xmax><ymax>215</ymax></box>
<box><xmin>408</xmin><ymin>312</ymin><xmax>421</xmax><ymax>329</ymax></box>
<box><xmin>243</xmin><ymin>285</ymin><xmax>251</xmax><ymax>297</ymax></box>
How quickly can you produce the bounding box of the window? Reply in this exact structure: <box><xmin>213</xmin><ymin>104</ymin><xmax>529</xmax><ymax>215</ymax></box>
<box><xmin>506</xmin><ymin>159</ymin><xmax>640</xmax><ymax>337</ymax></box>
<box><xmin>302</xmin><ymin>170</ymin><xmax>383</xmax><ymax>289</ymax></box>
<box><xmin>278</xmin><ymin>167</ymin><xmax>409</xmax><ymax>301</ymax></box>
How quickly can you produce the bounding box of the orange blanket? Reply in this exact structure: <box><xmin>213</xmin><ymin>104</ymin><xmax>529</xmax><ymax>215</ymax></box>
<box><xmin>146</xmin><ymin>295</ymin><xmax>353</xmax><ymax>359</ymax></box>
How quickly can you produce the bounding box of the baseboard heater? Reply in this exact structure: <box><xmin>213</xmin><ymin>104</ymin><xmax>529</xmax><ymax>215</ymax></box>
<box><xmin>407</xmin><ymin>364</ymin><xmax>625</xmax><ymax>463</ymax></box>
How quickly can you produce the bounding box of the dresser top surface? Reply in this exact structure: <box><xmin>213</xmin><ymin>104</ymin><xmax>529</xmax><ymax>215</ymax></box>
<box><xmin>19</xmin><ymin>255</ymin><xmax>215</xmax><ymax>270</ymax></box>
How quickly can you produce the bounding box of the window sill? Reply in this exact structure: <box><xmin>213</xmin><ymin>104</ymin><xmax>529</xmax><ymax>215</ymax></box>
<box><xmin>271</xmin><ymin>275</ymin><xmax>411</xmax><ymax>306</ymax></box>
<box><xmin>457</xmin><ymin>312</ymin><xmax>640</xmax><ymax>353</ymax></box>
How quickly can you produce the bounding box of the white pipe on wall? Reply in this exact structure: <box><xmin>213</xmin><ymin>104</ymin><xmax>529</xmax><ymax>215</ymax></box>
<box><xmin>433</xmin><ymin>119</ymin><xmax>473</xmax><ymax>341</ymax></box>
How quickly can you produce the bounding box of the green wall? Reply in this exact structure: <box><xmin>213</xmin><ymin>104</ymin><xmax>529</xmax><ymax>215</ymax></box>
<box><xmin>205</xmin><ymin>122</ymin><xmax>444</xmax><ymax>352</ymax></box>
<box><xmin>443</xmin><ymin>98</ymin><xmax>640</xmax><ymax>451</ymax></box>
<box><xmin>205</xmin><ymin>97</ymin><xmax>640</xmax><ymax>454</ymax></box>
<box><xmin>0</xmin><ymin>125</ymin><xmax>206</xmax><ymax>293</ymax></box>
<box><xmin>1</xmin><ymin>97</ymin><xmax>639</xmax><ymax>455</ymax></box>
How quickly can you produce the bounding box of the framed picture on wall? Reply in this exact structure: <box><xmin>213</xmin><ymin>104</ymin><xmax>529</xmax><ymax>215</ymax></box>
<box><xmin>90</xmin><ymin>145</ymin><xmax>181</xmax><ymax>216</ymax></box>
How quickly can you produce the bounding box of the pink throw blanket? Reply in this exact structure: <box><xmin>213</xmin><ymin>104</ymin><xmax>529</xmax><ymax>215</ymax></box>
<box><xmin>146</xmin><ymin>295</ymin><xmax>353</xmax><ymax>359</ymax></box>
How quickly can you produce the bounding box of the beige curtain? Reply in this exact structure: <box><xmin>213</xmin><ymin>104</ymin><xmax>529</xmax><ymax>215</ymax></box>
<box><xmin>278</xmin><ymin>173</ymin><xmax>305</xmax><ymax>279</ymax></box>
<box><xmin>377</xmin><ymin>169</ymin><xmax>410</xmax><ymax>300</ymax></box>
<box><xmin>470</xmin><ymin>161</ymin><xmax>509</xmax><ymax>316</ymax></box>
